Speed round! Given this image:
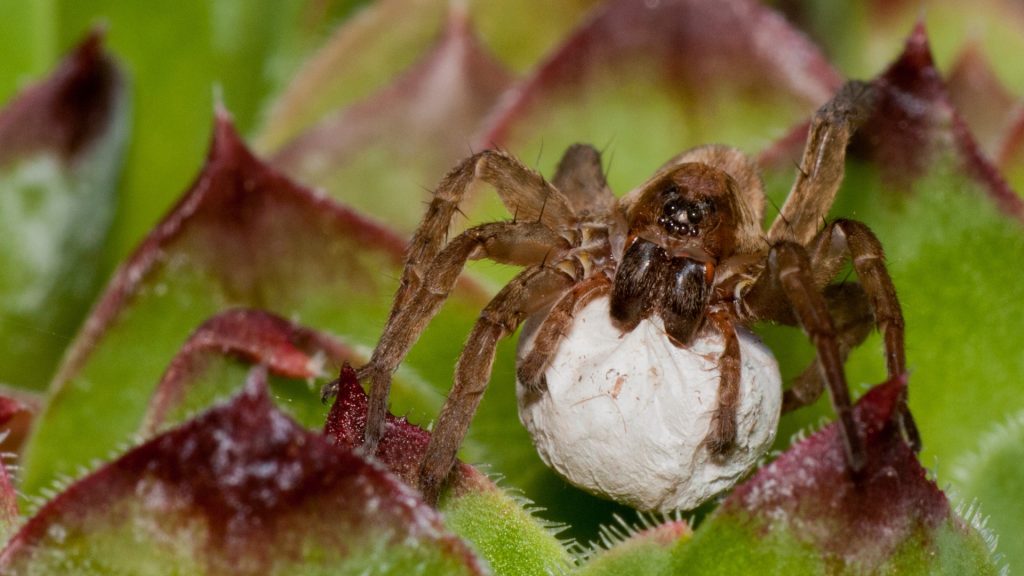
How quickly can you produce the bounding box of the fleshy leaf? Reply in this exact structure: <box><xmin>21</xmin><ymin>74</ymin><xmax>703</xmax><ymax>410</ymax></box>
<box><xmin>0</xmin><ymin>31</ymin><xmax>128</xmax><ymax>390</ymax></box>
<box><xmin>140</xmin><ymin>308</ymin><xmax>358</xmax><ymax>435</ymax></box>
<box><xmin>757</xmin><ymin>24</ymin><xmax>1024</xmax><ymax>572</ymax></box>
<box><xmin>55</xmin><ymin>2</ymin><xmax>334</xmax><ymax>261</ymax></box>
<box><xmin>270</xmin><ymin>8</ymin><xmax>515</xmax><ymax>232</ymax></box>
<box><xmin>258</xmin><ymin>0</ymin><xmax>600</xmax><ymax>151</ymax></box>
<box><xmin>853</xmin><ymin>24</ymin><xmax>1021</xmax><ymax>219</ymax></box>
<box><xmin>19</xmin><ymin>115</ymin><xmax>490</xmax><ymax>496</ymax></box>
<box><xmin>480</xmin><ymin>0</ymin><xmax>842</xmax><ymax>198</ymax></box>
<box><xmin>1</xmin><ymin>368</ymin><xmax>486</xmax><ymax>575</ymax></box>
<box><xmin>326</xmin><ymin>365</ymin><xmax>573</xmax><ymax>576</ymax></box>
<box><xmin>945</xmin><ymin>42</ymin><xmax>1017</xmax><ymax>156</ymax></box>
<box><xmin>672</xmin><ymin>378</ymin><xmax>1000</xmax><ymax>574</ymax></box>
<box><xmin>775</xmin><ymin>0</ymin><xmax>1024</xmax><ymax>94</ymax></box>
<box><xmin>953</xmin><ymin>410</ymin><xmax>1024</xmax><ymax>575</ymax></box>
<box><xmin>575</xmin><ymin>520</ymin><xmax>691</xmax><ymax>576</ymax></box>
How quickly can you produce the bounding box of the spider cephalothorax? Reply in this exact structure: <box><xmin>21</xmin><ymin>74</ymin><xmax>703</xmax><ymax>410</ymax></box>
<box><xmin>326</xmin><ymin>81</ymin><xmax>921</xmax><ymax>509</ymax></box>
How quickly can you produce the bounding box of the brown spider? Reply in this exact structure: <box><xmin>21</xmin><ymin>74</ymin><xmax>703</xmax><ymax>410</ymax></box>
<box><xmin>328</xmin><ymin>81</ymin><xmax>920</xmax><ymax>507</ymax></box>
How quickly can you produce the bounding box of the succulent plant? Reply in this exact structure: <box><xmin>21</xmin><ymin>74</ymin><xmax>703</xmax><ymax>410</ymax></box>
<box><xmin>2</xmin><ymin>0</ymin><xmax>1023</xmax><ymax>573</ymax></box>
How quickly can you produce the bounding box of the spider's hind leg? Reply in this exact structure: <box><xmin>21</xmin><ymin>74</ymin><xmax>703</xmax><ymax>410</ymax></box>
<box><xmin>765</xmin><ymin>241</ymin><xmax>866</xmax><ymax>471</ymax></box>
<box><xmin>418</xmin><ymin>265</ymin><xmax>574</xmax><ymax>504</ymax></box>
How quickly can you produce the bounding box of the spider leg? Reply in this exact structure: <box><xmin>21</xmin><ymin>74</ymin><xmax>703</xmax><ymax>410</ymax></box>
<box><xmin>787</xmin><ymin>219</ymin><xmax>921</xmax><ymax>450</ymax></box>
<box><xmin>393</xmin><ymin>150</ymin><xmax>574</xmax><ymax>314</ymax></box>
<box><xmin>418</xmin><ymin>265</ymin><xmax>575</xmax><ymax>504</ymax></box>
<box><xmin>351</xmin><ymin>221</ymin><xmax>570</xmax><ymax>454</ymax></box>
<box><xmin>705</xmin><ymin>308</ymin><xmax>742</xmax><ymax>455</ymax></box>
<box><xmin>768</xmin><ymin>81</ymin><xmax>876</xmax><ymax>245</ymax></box>
<box><xmin>551</xmin><ymin>143</ymin><xmax>616</xmax><ymax>216</ymax></box>
<box><xmin>516</xmin><ymin>274</ymin><xmax>611</xmax><ymax>393</ymax></box>
<box><xmin>783</xmin><ymin>282</ymin><xmax>872</xmax><ymax>412</ymax></box>
<box><xmin>767</xmin><ymin>241</ymin><xmax>865</xmax><ymax>471</ymax></box>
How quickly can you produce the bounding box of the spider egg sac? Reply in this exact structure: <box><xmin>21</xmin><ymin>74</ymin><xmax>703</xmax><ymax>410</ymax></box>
<box><xmin>516</xmin><ymin>297</ymin><xmax>782</xmax><ymax>512</ymax></box>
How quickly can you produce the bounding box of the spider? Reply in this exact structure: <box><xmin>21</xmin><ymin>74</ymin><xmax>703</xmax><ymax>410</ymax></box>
<box><xmin>327</xmin><ymin>81</ymin><xmax>921</xmax><ymax>507</ymax></box>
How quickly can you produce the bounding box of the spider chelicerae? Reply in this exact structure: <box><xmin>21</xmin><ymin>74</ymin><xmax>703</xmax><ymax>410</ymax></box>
<box><xmin>325</xmin><ymin>81</ymin><xmax>921</xmax><ymax>508</ymax></box>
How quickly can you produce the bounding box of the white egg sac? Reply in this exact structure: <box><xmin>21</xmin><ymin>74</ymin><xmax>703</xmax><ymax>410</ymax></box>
<box><xmin>516</xmin><ymin>296</ymin><xmax>782</xmax><ymax>512</ymax></box>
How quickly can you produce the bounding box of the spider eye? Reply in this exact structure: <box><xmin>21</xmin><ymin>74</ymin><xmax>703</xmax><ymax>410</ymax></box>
<box><xmin>658</xmin><ymin>197</ymin><xmax>704</xmax><ymax>237</ymax></box>
<box><xmin>686</xmin><ymin>204</ymin><xmax>703</xmax><ymax>225</ymax></box>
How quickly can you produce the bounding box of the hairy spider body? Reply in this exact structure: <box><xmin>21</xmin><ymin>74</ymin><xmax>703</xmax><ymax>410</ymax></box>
<box><xmin>330</xmin><ymin>81</ymin><xmax>920</xmax><ymax>508</ymax></box>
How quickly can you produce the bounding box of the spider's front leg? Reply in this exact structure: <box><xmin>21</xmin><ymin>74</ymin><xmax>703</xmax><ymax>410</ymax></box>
<box><xmin>705</xmin><ymin>308</ymin><xmax>742</xmax><ymax>455</ymax></box>
<box><xmin>354</xmin><ymin>221</ymin><xmax>569</xmax><ymax>454</ymax></box>
<box><xmin>762</xmin><ymin>242</ymin><xmax>866</xmax><ymax>471</ymax></box>
<box><xmin>785</xmin><ymin>219</ymin><xmax>921</xmax><ymax>450</ymax></box>
<box><xmin>334</xmin><ymin>150</ymin><xmax>576</xmax><ymax>454</ymax></box>
<box><xmin>516</xmin><ymin>274</ymin><xmax>611</xmax><ymax>393</ymax></box>
<box><xmin>419</xmin><ymin>265</ymin><xmax>574</xmax><ymax>504</ymax></box>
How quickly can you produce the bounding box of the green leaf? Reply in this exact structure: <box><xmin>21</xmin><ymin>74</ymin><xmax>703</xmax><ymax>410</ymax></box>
<box><xmin>138</xmin><ymin>308</ymin><xmax>361</xmax><ymax>435</ymax></box>
<box><xmin>2</xmin><ymin>368</ymin><xmax>487</xmax><ymax>575</ymax></box>
<box><xmin>671</xmin><ymin>379</ymin><xmax>1001</xmax><ymax>575</ymax></box>
<box><xmin>0</xmin><ymin>0</ymin><xmax>56</xmax><ymax>103</ymax></box>
<box><xmin>953</xmin><ymin>411</ymin><xmax>1024</xmax><ymax>575</ymax></box>
<box><xmin>574</xmin><ymin>520</ymin><xmax>691</xmax><ymax>576</ymax></box>
<box><xmin>0</xmin><ymin>33</ymin><xmax>128</xmax><ymax>390</ymax></box>
<box><xmin>258</xmin><ymin>0</ymin><xmax>600</xmax><ymax>151</ymax></box>
<box><xmin>54</xmin><ymin>0</ymin><xmax>333</xmax><ymax>264</ymax></box>
<box><xmin>269</xmin><ymin>9</ymin><xmax>515</xmax><ymax>233</ymax></box>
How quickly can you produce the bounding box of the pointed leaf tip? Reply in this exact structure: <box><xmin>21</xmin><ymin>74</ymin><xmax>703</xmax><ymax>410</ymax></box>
<box><xmin>0</xmin><ymin>30</ymin><xmax>122</xmax><ymax>164</ymax></box>
<box><xmin>728</xmin><ymin>376</ymin><xmax>947</xmax><ymax>531</ymax></box>
<box><xmin>325</xmin><ymin>365</ymin><xmax>480</xmax><ymax>492</ymax></box>
<box><xmin>4</xmin><ymin>369</ymin><xmax>485</xmax><ymax>574</ymax></box>
<box><xmin>831</xmin><ymin>23</ymin><xmax>1024</xmax><ymax>222</ymax></box>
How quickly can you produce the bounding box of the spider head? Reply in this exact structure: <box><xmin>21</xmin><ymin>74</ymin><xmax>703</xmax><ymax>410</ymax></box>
<box><xmin>626</xmin><ymin>163</ymin><xmax>740</xmax><ymax>262</ymax></box>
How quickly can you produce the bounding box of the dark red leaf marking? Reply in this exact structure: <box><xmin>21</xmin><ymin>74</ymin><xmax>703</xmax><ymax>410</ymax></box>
<box><xmin>325</xmin><ymin>365</ymin><xmax>488</xmax><ymax>494</ymax></box>
<box><xmin>141</xmin><ymin>308</ymin><xmax>358</xmax><ymax>435</ymax></box>
<box><xmin>723</xmin><ymin>377</ymin><xmax>953</xmax><ymax>566</ymax></box>
<box><xmin>1</xmin><ymin>368</ymin><xmax>485</xmax><ymax>574</ymax></box>
<box><xmin>56</xmin><ymin>114</ymin><xmax>411</xmax><ymax>385</ymax></box>
<box><xmin>272</xmin><ymin>6</ymin><xmax>514</xmax><ymax>184</ymax></box>
<box><xmin>0</xmin><ymin>30</ymin><xmax>121</xmax><ymax>164</ymax></box>
<box><xmin>482</xmin><ymin>0</ymin><xmax>842</xmax><ymax>146</ymax></box>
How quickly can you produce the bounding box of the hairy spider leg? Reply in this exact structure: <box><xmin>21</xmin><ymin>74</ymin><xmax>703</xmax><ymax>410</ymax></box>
<box><xmin>516</xmin><ymin>274</ymin><xmax>612</xmax><ymax>393</ymax></box>
<box><xmin>354</xmin><ymin>221</ymin><xmax>570</xmax><ymax>454</ymax></box>
<box><xmin>351</xmin><ymin>151</ymin><xmax>576</xmax><ymax>456</ymax></box>
<box><xmin>768</xmin><ymin>242</ymin><xmax>866</xmax><ymax>471</ymax></box>
<box><xmin>790</xmin><ymin>219</ymin><xmax>921</xmax><ymax>450</ymax></box>
<box><xmin>704</xmin><ymin>308</ymin><xmax>742</xmax><ymax>455</ymax></box>
<box><xmin>419</xmin><ymin>265</ymin><xmax>575</xmax><ymax>504</ymax></box>
<box><xmin>783</xmin><ymin>282</ymin><xmax>873</xmax><ymax>412</ymax></box>
<box><xmin>768</xmin><ymin>81</ymin><xmax>876</xmax><ymax>245</ymax></box>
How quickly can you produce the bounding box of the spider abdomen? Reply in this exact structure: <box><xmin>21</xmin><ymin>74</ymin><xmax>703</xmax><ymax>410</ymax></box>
<box><xmin>516</xmin><ymin>296</ymin><xmax>782</xmax><ymax>511</ymax></box>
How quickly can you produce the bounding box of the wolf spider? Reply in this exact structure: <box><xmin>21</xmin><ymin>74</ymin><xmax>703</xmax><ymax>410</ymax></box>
<box><xmin>327</xmin><ymin>81</ymin><xmax>921</xmax><ymax>505</ymax></box>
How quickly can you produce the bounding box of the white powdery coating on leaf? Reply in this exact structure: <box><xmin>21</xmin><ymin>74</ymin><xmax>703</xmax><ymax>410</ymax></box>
<box><xmin>517</xmin><ymin>296</ymin><xmax>782</xmax><ymax>512</ymax></box>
